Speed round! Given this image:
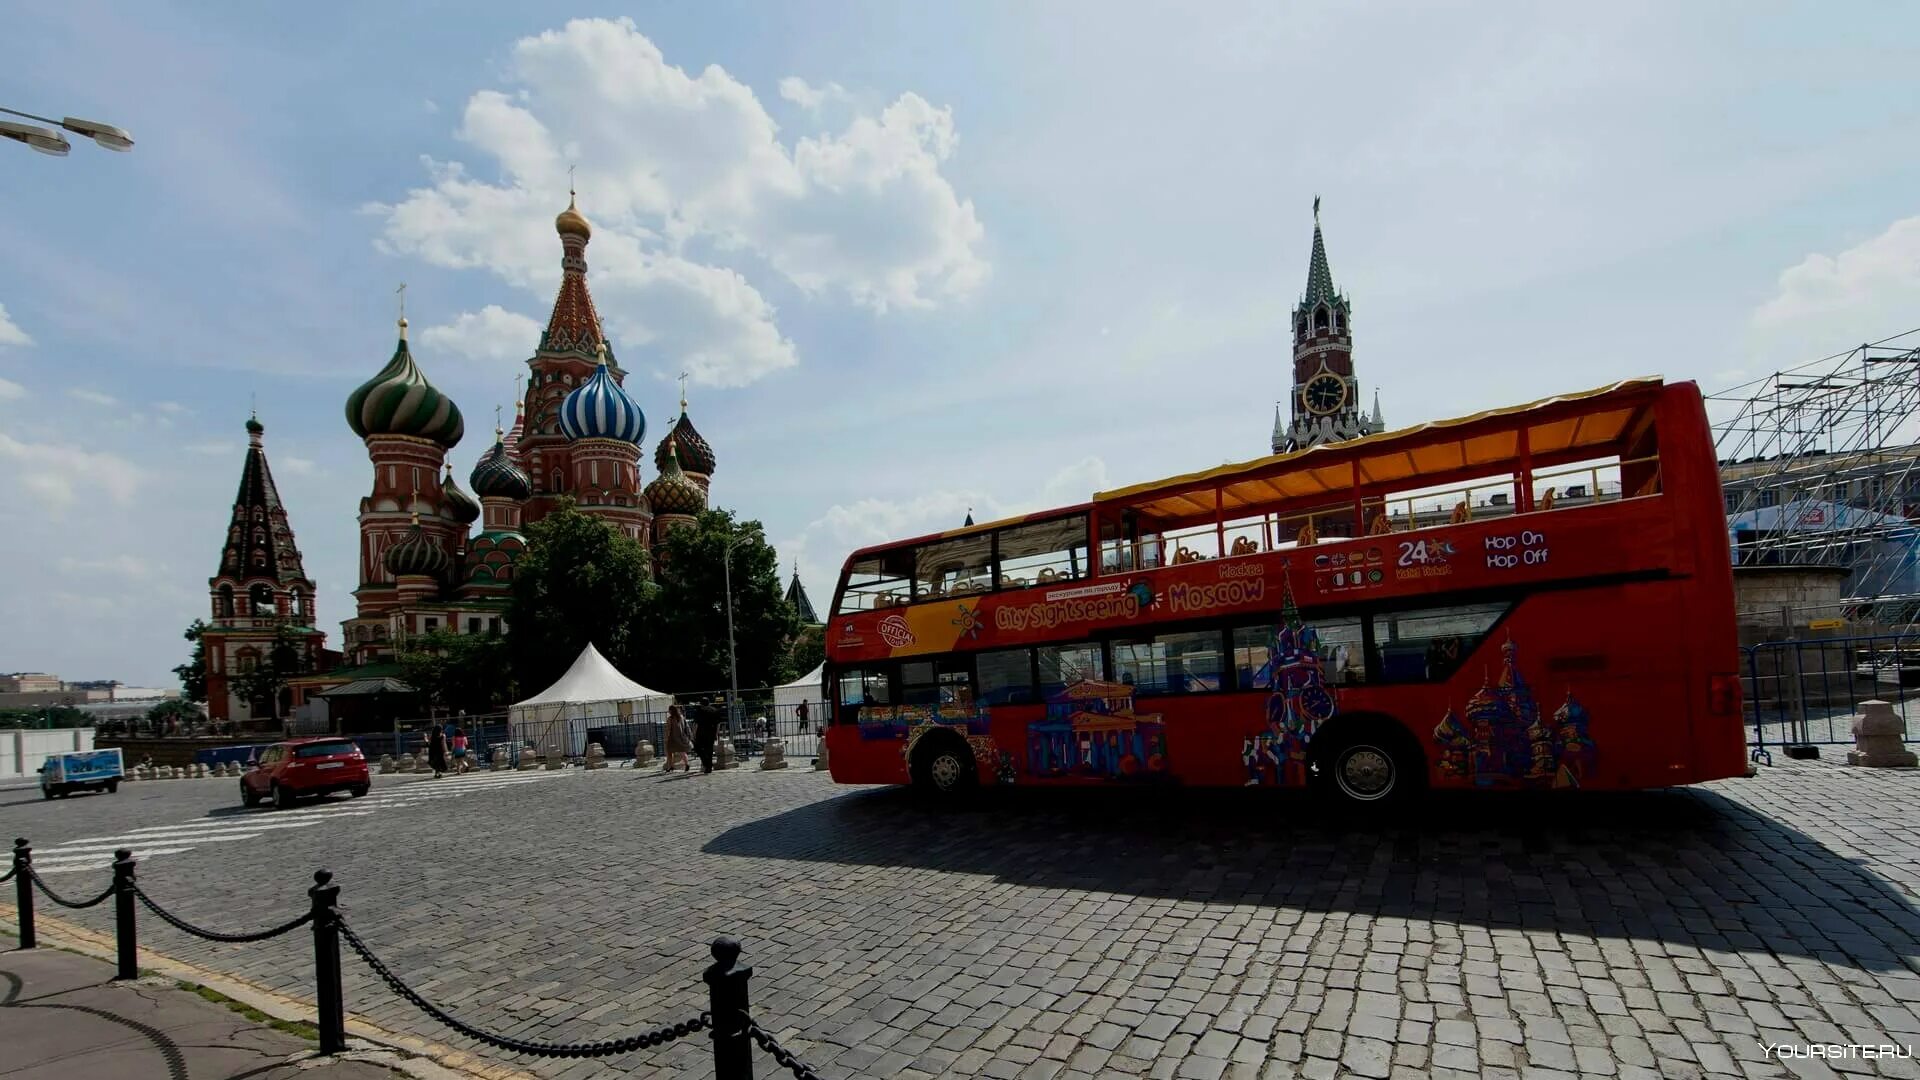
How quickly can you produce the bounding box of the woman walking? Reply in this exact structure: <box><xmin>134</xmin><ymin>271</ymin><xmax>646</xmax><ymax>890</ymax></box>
<box><xmin>450</xmin><ymin>727</ymin><xmax>470</xmax><ymax>774</ymax></box>
<box><xmin>664</xmin><ymin>703</ymin><xmax>694</xmax><ymax>773</ymax></box>
<box><xmin>427</xmin><ymin>725</ymin><xmax>449</xmax><ymax>779</ymax></box>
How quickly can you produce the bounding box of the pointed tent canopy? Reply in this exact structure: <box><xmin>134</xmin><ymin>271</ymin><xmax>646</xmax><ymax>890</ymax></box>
<box><xmin>773</xmin><ymin>663</ymin><xmax>826</xmax><ymax>718</ymax></box>
<box><xmin>512</xmin><ymin>642</ymin><xmax>667</xmax><ymax>710</ymax></box>
<box><xmin>509</xmin><ymin>642</ymin><xmax>673</xmax><ymax>759</ymax></box>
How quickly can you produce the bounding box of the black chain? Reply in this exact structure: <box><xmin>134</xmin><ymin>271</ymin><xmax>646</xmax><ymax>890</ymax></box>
<box><xmin>746</xmin><ymin>1018</ymin><xmax>827</xmax><ymax>1080</ymax></box>
<box><xmin>133</xmin><ymin>886</ymin><xmax>314</xmax><ymax>943</ymax></box>
<box><xmin>28</xmin><ymin>869</ymin><xmax>115</xmax><ymax>910</ymax></box>
<box><xmin>0</xmin><ymin>864</ymin><xmax>15</xmax><ymax>885</ymax></box>
<box><xmin>338</xmin><ymin>920</ymin><xmax>708</xmax><ymax>1058</ymax></box>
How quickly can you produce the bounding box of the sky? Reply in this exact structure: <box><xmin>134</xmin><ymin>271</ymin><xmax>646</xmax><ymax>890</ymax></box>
<box><xmin>2</xmin><ymin>2</ymin><xmax>1918</xmax><ymax>687</ymax></box>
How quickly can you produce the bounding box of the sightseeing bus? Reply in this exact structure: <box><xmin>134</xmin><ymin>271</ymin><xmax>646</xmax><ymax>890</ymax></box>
<box><xmin>821</xmin><ymin>378</ymin><xmax>1742</xmax><ymax>804</ymax></box>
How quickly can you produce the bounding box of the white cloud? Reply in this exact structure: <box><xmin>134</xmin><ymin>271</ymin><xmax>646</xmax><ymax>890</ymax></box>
<box><xmin>0</xmin><ymin>432</ymin><xmax>141</xmax><ymax>512</ymax></box>
<box><xmin>69</xmin><ymin>388</ymin><xmax>118</xmax><ymax>407</ymax></box>
<box><xmin>369</xmin><ymin>17</ymin><xmax>986</xmax><ymax>385</ymax></box>
<box><xmin>778</xmin><ymin>76</ymin><xmax>848</xmax><ymax>112</ymax></box>
<box><xmin>280</xmin><ymin>456</ymin><xmax>318</xmax><ymax>476</ymax></box>
<box><xmin>419</xmin><ymin>305</ymin><xmax>545</xmax><ymax>364</ymax></box>
<box><xmin>186</xmin><ymin>441</ymin><xmax>231</xmax><ymax>456</ymax></box>
<box><xmin>154</xmin><ymin>401</ymin><xmax>188</xmax><ymax>414</ymax></box>
<box><xmin>0</xmin><ymin>302</ymin><xmax>31</xmax><ymax>348</ymax></box>
<box><xmin>1754</xmin><ymin>215</ymin><xmax>1920</xmax><ymax>334</ymax></box>
<box><xmin>57</xmin><ymin>554</ymin><xmax>154</xmax><ymax>578</ymax></box>
<box><xmin>0</xmin><ymin>376</ymin><xmax>24</xmax><ymax>402</ymax></box>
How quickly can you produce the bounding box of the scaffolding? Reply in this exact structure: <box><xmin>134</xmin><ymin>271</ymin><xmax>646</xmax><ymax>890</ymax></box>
<box><xmin>1710</xmin><ymin>327</ymin><xmax>1920</xmax><ymax>620</ymax></box>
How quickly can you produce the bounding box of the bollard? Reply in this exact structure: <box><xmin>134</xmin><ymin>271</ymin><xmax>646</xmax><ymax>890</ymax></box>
<box><xmin>704</xmin><ymin>936</ymin><xmax>754</xmax><ymax>1080</ymax></box>
<box><xmin>12</xmin><ymin>838</ymin><xmax>33</xmax><ymax>949</ymax></box>
<box><xmin>113</xmin><ymin>849</ymin><xmax>138</xmax><ymax>979</ymax></box>
<box><xmin>309</xmin><ymin>870</ymin><xmax>346</xmax><ymax>1055</ymax></box>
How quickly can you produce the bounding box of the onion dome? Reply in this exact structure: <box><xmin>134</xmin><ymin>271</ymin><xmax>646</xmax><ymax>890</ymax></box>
<box><xmin>245</xmin><ymin>415</ymin><xmax>264</xmax><ymax>436</ymax></box>
<box><xmin>558</xmin><ymin>344</ymin><xmax>646</xmax><ymax>444</ymax></box>
<box><xmin>644</xmin><ymin>438</ymin><xmax>706</xmax><ymax>516</ymax></box>
<box><xmin>470</xmin><ymin>428</ymin><xmax>533</xmax><ymax>501</ymax></box>
<box><xmin>384</xmin><ymin>512</ymin><xmax>450</xmax><ymax>578</ymax></box>
<box><xmin>345</xmin><ymin>318</ymin><xmax>465</xmax><ymax>448</ymax></box>
<box><xmin>654</xmin><ymin>402</ymin><xmax>715</xmax><ymax>477</ymax></box>
<box><xmin>555</xmin><ymin>193</ymin><xmax>591</xmax><ymax>240</ymax></box>
<box><xmin>441</xmin><ymin>464</ymin><xmax>481</xmax><ymax>525</ymax></box>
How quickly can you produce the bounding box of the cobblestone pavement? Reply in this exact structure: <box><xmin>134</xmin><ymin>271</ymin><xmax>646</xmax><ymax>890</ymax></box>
<box><xmin>6</xmin><ymin>758</ymin><xmax>1919</xmax><ymax>1080</ymax></box>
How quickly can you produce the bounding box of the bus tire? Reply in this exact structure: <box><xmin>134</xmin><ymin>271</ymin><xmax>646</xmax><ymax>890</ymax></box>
<box><xmin>911</xmin><ymin>732</ymin><xmax>977</xmax><ymax>799</ymax></box>
<box><xmin>1311</xmin><ymin>718</ymin><xmax>1424</xmax><ymax>808</ymax></box>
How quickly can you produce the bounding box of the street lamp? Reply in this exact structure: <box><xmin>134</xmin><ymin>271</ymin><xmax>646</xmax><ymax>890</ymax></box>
<box><xmin>721</xmin><ymin>524</ymin><xmax>761</xmax><ymax>743</ymax></box>
<box><xmin>0</xmin><ymin>105</ymin><xmax>134</xmax><ymax>156</ymax></box>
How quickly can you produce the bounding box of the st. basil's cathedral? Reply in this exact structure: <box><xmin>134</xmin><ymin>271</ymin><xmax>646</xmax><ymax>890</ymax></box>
<box><xmin>200</xmin><ymin>196</ymin><xmax>729</xmax><ymax>723</ymax></box>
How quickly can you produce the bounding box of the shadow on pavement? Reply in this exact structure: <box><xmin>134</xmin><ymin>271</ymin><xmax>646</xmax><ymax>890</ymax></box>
<box><xmin>706</xmin><ymin>784</ymin><xmax>1920</xmax><ymax>972</ymax></box>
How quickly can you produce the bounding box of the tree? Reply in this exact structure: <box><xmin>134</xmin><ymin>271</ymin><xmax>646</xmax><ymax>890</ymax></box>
<box><xmin>0</xmin><ymin>706</ymin><xmax>89</xmax><ymax>729</ymax></box>
<box><xmin>173</xmin><ymin>620</ymin><xmax>209</xmax><ymax>704</ymax></box>
<box><xmin>507</xmin><ymin>498</ymin><xmax>659</xmax><ymax>693</ymax></box>
<box><xmin>146</xmin><ymin>698</ymin><xmax>202</xmax><ymax>732</ymax></box>
<box><xmin>397</xmin><ymin>629</ymin><xmax>515</xmax><ymax>716</ymax></box>
<box><xmin>232</xmin><ymin>625</ymin><xmax>311</xmax><ymax>722</ymax></box>
<box><xmin>639</xmin><ymin>509</ymin><xmax>801</xmax><ymax>695</ymax></box>
<box><xmin>788</xmin><ymin>623</ymin><xmax>825</xmax><ymax>678</ymax></box>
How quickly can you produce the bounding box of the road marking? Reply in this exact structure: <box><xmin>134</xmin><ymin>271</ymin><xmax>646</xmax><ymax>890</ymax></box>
<box><xmin>34</xmin><ymin>836</ymin><xmax>264</xmax><ymax>861</ymax></box>
<box><xmin>31</xmin><ymin>848</ymin><xmax>193</xmax><ymax>872</ymax></box>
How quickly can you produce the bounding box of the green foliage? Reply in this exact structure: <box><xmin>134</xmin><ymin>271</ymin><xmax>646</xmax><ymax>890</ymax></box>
<box><xmin>397</xmin><ymin>629</ymin><xmax>515</xmax><ymax>715</ymax></box>
<box><xmin>637</xmin><ymin>509</ymin><xmax>801</xmax><ymax>694</ymax></box>
<box><xmin>788</xmin><ymin>623</ymin><xmax>825</xmax><ymax>679</ymax></box>
<box><xmin>145</xmin><ymin>698</ymin><xmax>201</xmax><ymax>726</ymax></box>
<box><xmin>507</xmin><ymin>498</ymin><xmax>659</xmax><ymax>692</ymax></box>
<box><xmin>0</xmin><ymin>705</ymin><xmax>90</xmax><ymax>729</ymax></box>
<box><xmin>232</xmin><ymin>625</ymin><xmax>313</xmax><ymax>720</ymax></box>
<box><xmin>173</xmin><ymin>620</ymin><xmax>209</xmax><ymax>704</ymax></box>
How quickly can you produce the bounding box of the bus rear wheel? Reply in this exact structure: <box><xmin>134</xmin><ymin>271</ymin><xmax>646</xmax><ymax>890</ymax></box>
<box><xmin>911</xmin><ymin>734</ymin><xmax>977</xmax><ymax>799</ymax></box>
<box><xmin>1313</xmin><ymin>722</ymin><xmax>1423</xmax><ymax>808</ymax></box>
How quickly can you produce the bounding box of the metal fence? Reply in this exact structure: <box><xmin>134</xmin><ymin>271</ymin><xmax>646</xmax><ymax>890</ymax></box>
<box><xmin>359</xmin><ymin>699</ymin><xmax>824</xmax><ymax>769</ymax></box>
<box><xmin>1743</xmin><ymin>632</ymin><xmax>1918</xmax><ymax>760</ymax></box>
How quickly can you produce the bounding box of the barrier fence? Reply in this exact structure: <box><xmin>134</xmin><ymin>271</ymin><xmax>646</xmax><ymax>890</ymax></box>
<box><xmin>376</xmin><ymin>701</ymin><xmax>825</xmax><ymax>770</ymax></box>
<box><xmin>1743</xmin><ymin>633</ymin><xmax>1919</xmax><ymax>764</ymax></box>
<box><xmin>7</xmin><ymin>837</ymin><xmax>826</xmax><ymax>1079</ymax></box>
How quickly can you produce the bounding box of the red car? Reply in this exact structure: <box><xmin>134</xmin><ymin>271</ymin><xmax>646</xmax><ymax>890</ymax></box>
<box><xmin>241</xmin><ymin>738</ymin><xmax>370</xmax><ymax>808</ymax></box>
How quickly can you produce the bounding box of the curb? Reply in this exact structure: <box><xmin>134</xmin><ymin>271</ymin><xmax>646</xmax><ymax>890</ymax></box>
<box><xmin>1</xmin><ymin>903</ymin><xmax>537</xmax><ymax>1080</ymax></box>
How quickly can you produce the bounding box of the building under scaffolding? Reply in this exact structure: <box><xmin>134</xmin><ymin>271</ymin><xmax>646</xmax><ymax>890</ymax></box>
<box><xmin>1711</xmin><ymin>328</ymin><xmax>1920</xmax><ymax>622</ymax></box>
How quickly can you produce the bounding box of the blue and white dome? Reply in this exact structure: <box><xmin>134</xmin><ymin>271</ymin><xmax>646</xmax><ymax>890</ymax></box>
<box><xmin>558</xmin><ymin>346</ymin><xmax>646</xmax><ymax>444</ymax></box>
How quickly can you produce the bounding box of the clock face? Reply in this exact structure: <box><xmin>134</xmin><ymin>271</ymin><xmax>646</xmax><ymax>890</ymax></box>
<box><xmin>1302</xmin><ymin>373</ymin><xmax>1348</xmax><ymax>416</ymax></box>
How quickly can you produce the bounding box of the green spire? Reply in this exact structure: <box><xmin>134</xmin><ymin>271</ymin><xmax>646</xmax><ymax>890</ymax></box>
<box><xmin>1302</xmin><ymin>198</ymin><xmax>1340</xmax><ymax>311</ymax></box>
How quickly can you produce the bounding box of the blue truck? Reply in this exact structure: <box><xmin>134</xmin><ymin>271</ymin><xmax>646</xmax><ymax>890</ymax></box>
<box><xmin>39</xmin><ymin>748</ymin><xmax>124</xmax><ymax>799</ymax></box>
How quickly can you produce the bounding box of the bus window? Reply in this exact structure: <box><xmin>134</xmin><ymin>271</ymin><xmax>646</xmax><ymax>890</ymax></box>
<box><xmin>939</xmin><ymin>663</ymin><xmax>975</xmax><ymax>708</ymax></box>
<box><xmin>1371</xmin><ymin>602</ymin><xmax>1508</xmax><ymax>684</ymax></box>
<box><xmin>1037</xmin><ymin>641</ymin><xmax>1105</xmax><ymax>699</ymax></box>
<box><xmin>1231</xmin><ymin>625</ymin><xmax>1273</xmax><ymax>690</ymax></box>
<box><xmin>1112</xmin><ymin>630</ymin><xmax>1224</xmax><ymax>694</ymax></box>
<box><xmin>837</xmin><ymin>550</ymin><xmax>916</xmax><ymax>613</ymax></box>
<box><xmin>836</xmin><ymin>667</ymin><xmax>892</xmax><ymax>723</ymax></box>
<box><xmin>903</xmin><ymin>658</ymin><xmax>976</xmax><ymax>707</ymax></box>
<box><xmin>997</xmin><ymin>516</ymin><xmax>1090</xmax><ymax>589</ymax></box>
<box><xmin>1230</xmin><ymin>616</ymin><xmax>1365</xmax><ymax>688</ymax></box>
<box><xmin>978</xmin><ymin>648</ymin><xmax>1036</xmax><ymax>705</ymax></box>
<box><xmin>915</xmin><ymin>535</ymin><xmax>993</xmax><ymax>599</ymax></box>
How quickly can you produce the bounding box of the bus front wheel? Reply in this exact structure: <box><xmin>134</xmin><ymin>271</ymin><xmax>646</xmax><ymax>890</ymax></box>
<box><xmin>911</xmin><ymin>734</ymin><xmax>977</xmax><ymax>798</ymax></box>
<box><xmin>1313</xmin><ymin>721</ymin><xmax>1424</xmax><ymax>808</ymax></box>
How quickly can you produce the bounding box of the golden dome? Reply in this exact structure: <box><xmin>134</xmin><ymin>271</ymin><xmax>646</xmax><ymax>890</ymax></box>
<box><xmin>555</xmin><ymin>194</ymin><xmax>591</xmax><ymax>240</ymax></box>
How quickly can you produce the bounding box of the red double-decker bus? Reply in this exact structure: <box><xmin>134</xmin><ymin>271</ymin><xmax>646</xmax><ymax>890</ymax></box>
<box><xmin>821</xmin><ymin>378</ymin><xmax>1742</xmax><ymax>804</ymax></box>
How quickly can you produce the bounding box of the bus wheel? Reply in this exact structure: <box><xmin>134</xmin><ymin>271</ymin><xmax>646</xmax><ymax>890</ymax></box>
<box><xmin>912</xmin><ymin>734</ymin><xmax>977</xmax><ymax>798</ymax></box>
<box><xmin>1314</xmin><ymin>722</ymin><xmax>1423</xmax><ymax>807</ymax></box>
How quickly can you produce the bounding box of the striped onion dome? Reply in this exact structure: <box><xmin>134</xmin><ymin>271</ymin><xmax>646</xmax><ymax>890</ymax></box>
<box><xmin>558</xmin><ymin>345</ymin><xmax>646</xmax><ymax>444</ymax></box>
<box><xmin>469</xmin><ymin>428</ymin><xmax>532</xmax><ymax>501</ymax></box>
<box><xmin>345</xmin><ymin>319</ymin><xmax>465</xmax><ymax>448</ymax></box>
<box><xmin>654</xmin><ymin>406</ymin><xmax>715</xmax><ymax>477</ymax></box>
<box><xmin>441</xmin><ymin>464</ymin><xmax>480</xmax><ymax>525</ymax></box>
<box><xmin>644</xmin><ymin>438</ymin><xmax>707</xmax><ymax>516</ymax></box>
<box><xmin>384</xmin><ymin>513</ymin><xmax>450</xmax><ymax>578</ymax></box>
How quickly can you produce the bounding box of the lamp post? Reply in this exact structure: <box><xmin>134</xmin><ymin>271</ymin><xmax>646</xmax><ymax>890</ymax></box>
<box><xmin>0</xmin><ymin>105</ymin><xmax>134</xmax><ymax>156</ymax></box>
<box><xmin>721</xmin><ymin>524</ymin><xmax>761</xmax><ymax>742</ymax></box>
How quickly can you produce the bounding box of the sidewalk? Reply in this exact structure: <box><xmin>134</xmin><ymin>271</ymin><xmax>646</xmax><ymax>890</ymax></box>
<box><xmin>1</xmin><ymin>946</ymin><xmax>413</xmax><ymax>1080</ymax></box>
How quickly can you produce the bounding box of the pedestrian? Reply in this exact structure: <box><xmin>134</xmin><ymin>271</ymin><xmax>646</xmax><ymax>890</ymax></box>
<box><xmin>796</xmin><ymin>699</ymin><xmax>810</xmax><ymax>735</ymax></box>
<box><xmin>427</xmin><ymin>725</ymin><xmax>449</xmax><ymax>779</ymax></box>
<box><xmin>691</xmin><ymin>696</ymin><xmax>721</xmax><ymax>775</ymax></box>
<box><xmin>664</xmin><ymin>702</ymin><xmax>693</xmax><ymax>773</ymax></box>
<box><xmin>450</xmin><ymin>726</ymin><xmax>470</xmax><ymax>774</ymax></box>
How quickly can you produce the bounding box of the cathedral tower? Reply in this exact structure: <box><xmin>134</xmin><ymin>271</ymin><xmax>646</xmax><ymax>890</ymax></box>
<box><xmin>1275</xmin><ymin>199</ymin><xmax>1382</xmax><ymax>453</ymax></box>
<box><xmin>200</xmin><ymin>415</ymin><xmax>327</xmax><ymax>724</ymax></box>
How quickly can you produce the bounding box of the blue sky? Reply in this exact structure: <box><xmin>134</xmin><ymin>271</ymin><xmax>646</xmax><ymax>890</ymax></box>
<box><xmin>3</xmin><ymin>2</ymin><xmax>1918</xmax><ymax>686</ymax></box>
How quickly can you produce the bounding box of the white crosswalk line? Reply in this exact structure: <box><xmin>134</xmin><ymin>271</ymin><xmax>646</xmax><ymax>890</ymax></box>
<box><xmin>54</xmin><ymin>822</ymin><xmax>320</xmax><ymax>847</ymax></box>
<box><xmin>35</xmin><ymin>835</ymin><xmax>264</xmax><ymax>861</ymax></box>
<box><xmin>33</xmin><ymin>848</ymin><xmax>192</xmax><ymax>873</ymax></box>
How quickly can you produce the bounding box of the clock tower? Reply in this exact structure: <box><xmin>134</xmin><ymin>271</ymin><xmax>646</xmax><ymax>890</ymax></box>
<box><xmin>1274</xmin><ymin>199</ymin><xmax>1382</xmax><ymax>453</ymax></box>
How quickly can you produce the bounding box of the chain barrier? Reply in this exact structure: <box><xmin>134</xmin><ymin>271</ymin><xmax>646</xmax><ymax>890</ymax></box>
<box><xmin>746</xmin><ymin>1018</ymin><xmax>827</xmax><ymax>1080</ymax></box>
<box><xmin>28</xmin><ymin>869</ymin><xmax>115</xmax><ymax>910</ymax></box>
<box><xmin>133</xmin><ymin>885</ymin><xmax>315</xmax><ymax>944</ymax></box>
<box><xmin>0</xmin><ymin>864</ymin><xmax>14</xmax><ymax>885</ymax></box>
<box><xmin>338</xmin><ymin>920</ymin><xmax>710</xmax><ymax>1059</ymax></box>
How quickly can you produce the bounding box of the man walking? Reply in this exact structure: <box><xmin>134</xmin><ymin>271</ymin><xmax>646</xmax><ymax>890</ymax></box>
<box><xmin>691</xmin><ymin>696</ymin><xmax>722</xmax><ymax>775</ymax></box>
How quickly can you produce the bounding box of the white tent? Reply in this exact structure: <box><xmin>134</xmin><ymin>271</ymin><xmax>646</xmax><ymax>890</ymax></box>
<box><xmin>509</xmin><ymin>643</ymin><xmax>672</xmax><ymax>758</ymax></box>
<box><xmin>773</xmin><ymin>663</ymin><xmax>827</xmax><ymax>727</ymax></box>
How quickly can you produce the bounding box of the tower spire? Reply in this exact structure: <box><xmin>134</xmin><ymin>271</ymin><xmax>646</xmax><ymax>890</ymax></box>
<box><xmin>1304</xmin><ymin>201</ymin><xmax>1337</xmax><ymax>308</ymax></box>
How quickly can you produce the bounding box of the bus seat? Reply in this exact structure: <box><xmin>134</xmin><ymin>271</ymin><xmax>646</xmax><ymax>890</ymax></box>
<box><xmin>1230</xmin><ymin>537</ymin><xmax>1257</xmax><ymax>556</ymax></box>
<box><xmin>1538</xmin><ymin>489</ymin><xmax>1556</xmax><ymax>511</ymax></box>
<box><xmin>1037</xmin><ymin>568</ymin><xmax>1058</xmax><ymax>583</ymax></box>
<box><xmin>1367</xmin><ymin>513</ymin><xmax>1392</xmax><ymax>536</ymax></box>
<box><xmin>1449</xmin><ymin>500</ymin><xmax>1471</xmax><ymax>524</ymax></box>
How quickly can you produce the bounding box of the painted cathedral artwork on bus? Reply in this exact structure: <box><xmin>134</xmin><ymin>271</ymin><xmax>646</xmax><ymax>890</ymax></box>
<box><xmin>1432</xmin><ymin>636</ymin><xmax>1596</xmax><ymax>788</ymax></box>
<box><xmin>1243</xmin><ymin>575</ymin><xmax>1338</xmax><ymax>787</ymax></box>
<box><xmin>1027</xmin><ymin>680</ymin><xmax>1170</xmax><ymax>781</ymax></box>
